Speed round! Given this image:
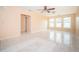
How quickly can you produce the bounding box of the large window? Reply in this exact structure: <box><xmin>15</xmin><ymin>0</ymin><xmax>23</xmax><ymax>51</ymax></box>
<box><xmin>63</xmin><ymin>17</ymin><xmax>71</xmax><ymax>28</ymax></box>
<box><xmin>56</xmin><ymin>17</ymin><xmax>62</xmax><ymax>28</ymax></box>
<box><xmin>49</xmin><ymin>18</ymin><xmax>55</xmax><ymax>28</ymax></box>
<box><xmin>49</xmin><ymin>16</ymin><xmax>71</xmax><ymax>30</ymax></box>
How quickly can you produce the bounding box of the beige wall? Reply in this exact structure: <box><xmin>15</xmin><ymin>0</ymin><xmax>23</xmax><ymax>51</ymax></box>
<box><xmin>0</xmin><ymin>7</ymin><xmax>20</xmax><ymax>39</ymax></box>
<box><xmin>0</xmin><ymin>7</ymin><xmax>48</xmax><ymax>39</ymax></box>
<box><xmin>75</xmin><ymin>15</ymin><xmax>79</xmax><ymax>35</ymax></box>
<box><xmin>17</xmin><ymin>7</ymin><xmax>49</xmax><ymax>33</ymax></box>
<box><xmin>75</xmin><ymin>7</ymin><xmax>79</xmax><ymax>35</ymax></box>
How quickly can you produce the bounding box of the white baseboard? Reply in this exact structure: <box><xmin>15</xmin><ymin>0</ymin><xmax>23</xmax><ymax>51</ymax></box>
<box><xmin>0</xmin><ymin>33</ymin><xmax>20</xmax><ymax>40</ymax></box>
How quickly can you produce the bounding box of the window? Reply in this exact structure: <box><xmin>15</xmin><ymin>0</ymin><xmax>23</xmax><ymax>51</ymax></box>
<box><xmin>63</xmin><ymin>17</ymin><xmax>71</xmax><ymax>28</ymax></box>
<box><xmin>49</xmin><ymin>18</ymin><xmax>55</xmax><ymax>28</ymax></box>
<box><xmin>48</xmin><ymin>16</ymin><xmax>71</xmax><ymax>30</ymax></box>
<box><xmin>56</xmin><ymin>17</ymin><xmax>62</xmax><ymax>28</ymax></box>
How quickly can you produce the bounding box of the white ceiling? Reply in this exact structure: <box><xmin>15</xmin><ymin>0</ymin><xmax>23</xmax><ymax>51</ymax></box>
<box><xmin>0</xmin><ymin>6</ymin><xmax>78</xmax><ymax>16</ymax></box>
<box><xmin>22</xmin><ymin>6</ymin><xmax>78</xmax><ymax>16</ymax></box>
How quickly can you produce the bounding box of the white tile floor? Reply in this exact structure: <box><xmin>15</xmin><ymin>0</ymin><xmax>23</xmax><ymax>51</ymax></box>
<box><xmin>0</xmin><ymin>30</ymin><xmax>79</xmax><ymax>52</ymax></box>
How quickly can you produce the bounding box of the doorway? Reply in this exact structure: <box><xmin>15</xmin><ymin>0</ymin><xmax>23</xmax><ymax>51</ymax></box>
<box><xmin>21</xmin><ymin>14</ymin><xmax>31</xmax><ymax>33</ymax></box>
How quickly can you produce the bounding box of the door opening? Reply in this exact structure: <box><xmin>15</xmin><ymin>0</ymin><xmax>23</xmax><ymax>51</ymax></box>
<box><xmin>21</xmin><ymin>14</ymin><xmax>31</xmax><ymax>33</ymax></box>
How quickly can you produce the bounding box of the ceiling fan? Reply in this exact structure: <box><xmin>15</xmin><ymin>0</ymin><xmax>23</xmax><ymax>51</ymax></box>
<box><xmin>39</xmin><ymin>6</ymin><xmax>55</xmax><ymax>13</ymax></box>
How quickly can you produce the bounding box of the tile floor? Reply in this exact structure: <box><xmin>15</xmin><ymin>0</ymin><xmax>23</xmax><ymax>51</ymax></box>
<box><xmin>0</xmin><ymin>30</ymin><xmax>79</xmax><ymax>52</ymax></box>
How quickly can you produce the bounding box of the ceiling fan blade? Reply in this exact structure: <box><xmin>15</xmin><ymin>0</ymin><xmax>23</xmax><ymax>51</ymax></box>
<box><xmin>48</xmin><ymin>8</ymin><xmax>55</xmax><ymax>10</ymax></box>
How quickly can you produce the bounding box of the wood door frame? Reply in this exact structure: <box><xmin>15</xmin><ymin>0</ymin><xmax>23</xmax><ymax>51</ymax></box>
<box><xmin>21</xmin><ymin>14</ymin><xmax>31</xmax><ymax>33</ymax></box>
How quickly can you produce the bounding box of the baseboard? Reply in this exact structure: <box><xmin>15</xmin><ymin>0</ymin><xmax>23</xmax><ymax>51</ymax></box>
<box><xmin>0</xmin><ymin>33</ymin><xmax>21</xmax><ymax>40</ymax></box>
